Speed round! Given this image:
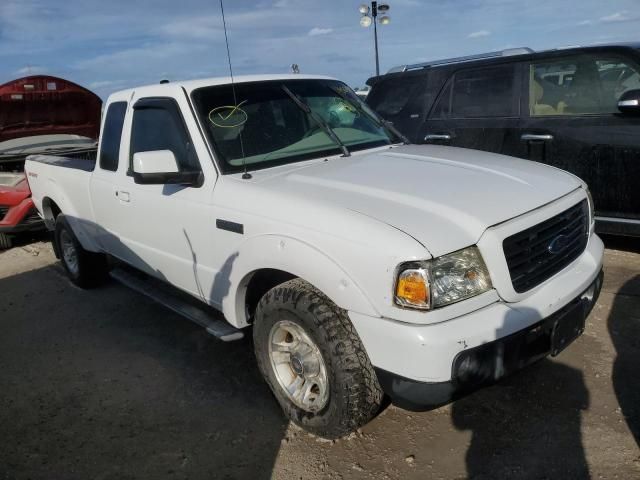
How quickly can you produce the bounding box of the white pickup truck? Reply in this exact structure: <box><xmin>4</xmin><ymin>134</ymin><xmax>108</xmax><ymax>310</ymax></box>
<box><xmin>26</xmin><ymin>74</ymin><xmax>604</xmax><ymax>438</ymax></box>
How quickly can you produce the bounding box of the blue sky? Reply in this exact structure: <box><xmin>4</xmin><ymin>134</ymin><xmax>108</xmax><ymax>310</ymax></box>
<box><xmin>1</xmin><ymin>0</ymin><xmax>639</xmax><ymax>98</ymax></box>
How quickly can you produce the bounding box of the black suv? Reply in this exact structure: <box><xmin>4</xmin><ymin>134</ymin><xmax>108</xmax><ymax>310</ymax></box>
<box><xmin>366</xmin><ymin>44</ymin><xmax>640</xmax><ymax>236</ymax></box>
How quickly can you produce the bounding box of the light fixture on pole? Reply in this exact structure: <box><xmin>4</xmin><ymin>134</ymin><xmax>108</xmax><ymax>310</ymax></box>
<box><xmin>358</xmin><ymin>2</ymin><xmax>390</xmax><ymax>76</ymax></box>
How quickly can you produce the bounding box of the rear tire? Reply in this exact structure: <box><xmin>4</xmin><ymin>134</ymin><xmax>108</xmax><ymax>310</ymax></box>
<box><xmin>253</xmin><ymin>278</ymin><xmax>383</xmax><ymax>439</ymax></box>
<box><xmin>54</xmin><ymin>214</ymin><xmax>109</xmax><ymax>288</ymax></box>
<box><xmin>0</xmin><ymin>233</ymin><xmax>12</xmax><ymax>250</ymax></box>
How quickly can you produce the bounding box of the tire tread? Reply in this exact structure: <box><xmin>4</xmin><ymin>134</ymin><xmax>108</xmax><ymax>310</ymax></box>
<box><xmin>255</xmin><ymin>278</ymin><xmax>383</xmax><ymax>438</ymax></box>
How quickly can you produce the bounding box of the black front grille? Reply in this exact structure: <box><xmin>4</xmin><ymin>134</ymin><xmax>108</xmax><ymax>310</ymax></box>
<box><xmin>503</xmin><ymin>200</ymin><xmax>589</xmax><ymax>293</ymax></box>
<box><xmin>0</xmin><ymin>206</ymin><xmax>8</xmax><ymax>221</ymax></box>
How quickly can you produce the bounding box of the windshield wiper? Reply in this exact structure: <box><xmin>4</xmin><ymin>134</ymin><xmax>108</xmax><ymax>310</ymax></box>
<box><xmin>281</xmin><ymin>85</ymin><xmax>350</xmax><ymax>157</ymax></box>
<box><xmin>329</xmin><ymin>86</ymin><xmax>411</xmax><ymax>145</ymax></box>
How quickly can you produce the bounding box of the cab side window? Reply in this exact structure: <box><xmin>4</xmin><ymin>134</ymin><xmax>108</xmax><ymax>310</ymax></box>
<box><xmin>130</xmin><ymin>98</ymin><xmax>200</xmax><ymax>171</ymax></box>
<box><xmin>432</xmin><ymin>64</ymin><xmax>518</xmax><ymax>118</ymax></box>
<box><xmin>98</xmin><ymin>102</ymin><xmax>127</xmax><ymax>171</ymax></box>
<box><xmin>529</xmin><ymin>55</ymin><xmax>640</xmax><ymax>116</ymax></box>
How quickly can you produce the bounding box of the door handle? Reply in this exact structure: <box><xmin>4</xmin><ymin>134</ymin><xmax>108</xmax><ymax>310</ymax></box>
<box><xmin>424</xmin><ymin>134</ymin><xmax>451</xmax><ymax>142</ymax></box>
<box><xmin>116</xmin><ymin>191</ymin><xmax>130</xmax><ymax>202</ymax></box>
<box><xmin>521</xmin><ymin>133</ymin><xmax>553</xmax><ymax>141</ymax></box>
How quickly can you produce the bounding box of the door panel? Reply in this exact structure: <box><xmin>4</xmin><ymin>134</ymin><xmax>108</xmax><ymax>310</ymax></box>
<box><xmin>422</xmin><ymin>63</ymin><xmax>522</xmax><ymax>156</ymax></box>
<box><xmin>520</xmin><ymin>53</ymin><xmax>640</xmax><ymax>220</ymax></box>
<box><xmin>115</xmin><ymin>178</ymin><xmax>216</xmax><ymax>299</ymax></box>
<box><xmin>95</xmin><ymin>89</ymin><xmax>223</xmax><ymax>304</ymax></box>
<box><xmin>118</xmin><ymin>95</ymin><xmax>215</xmax><ymax>298</ymax></box>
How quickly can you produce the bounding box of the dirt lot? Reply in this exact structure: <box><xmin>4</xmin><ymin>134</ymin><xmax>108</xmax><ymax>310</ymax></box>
<box><xmin>1</xmin><ymin>235</ymin><xmax>639</xmax><ymax>480</ymax></box>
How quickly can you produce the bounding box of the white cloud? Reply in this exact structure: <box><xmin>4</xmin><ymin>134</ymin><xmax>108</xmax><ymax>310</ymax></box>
<box><xmin>600</xmin><ymin>12</ymin><xmax>629</xmax><ymax>23</ymax></box>
<box><xmin>468</xmin><ymin>30</ymin><xmax>491</xmax><ymax>38</ymax></box>
<box><xmin>393</xmin><ymin>0</ymin><xmax>421</xmax><ymax>6</ymax></box>
<box><xmin>88</xmin><ymin>80</ymin><xmax>123</xmax><ymax>89</ymax></box>
<box><xmin>15</xmin><ymin>65</ymin><xmax>47</xmax><ymax>75</ymax></box>
<box><xmin>161</xmin><ymin>16</ymin><xmax>222</xmax><ymax>40</ymax></box>
<box><xmin>308</xmin><ymin>27</ymin><xmax>333</xmax><ymax>36</ymax></box>
<box><xmin>578</xmin><ymin>11</ymin><xmax>636</xmax><ymax>27</ymax></box>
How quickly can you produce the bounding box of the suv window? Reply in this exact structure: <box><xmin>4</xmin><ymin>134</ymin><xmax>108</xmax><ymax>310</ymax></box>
<box><xmin>530</xmin><ymin>55</ymin><xmax>640</xmax><ymax>116</ymax></box>
<box><xmin>130</xmin><ymin>99</ymin><xmax>200</xmax><ymax>171</ymax></box>
<box><xmin>432</xmin><ymin>64</ymin><xmax>518</xmax><ymax>118</ymax></box>
<box><xmin>366</xmin><ymin>75</ymin><xmax>425</xmax><ymax>117</ymax></box>
<box><xmin>98</xmin><ymin>102</ymin><xmax>127</xmax><ymax>171</ymax></box>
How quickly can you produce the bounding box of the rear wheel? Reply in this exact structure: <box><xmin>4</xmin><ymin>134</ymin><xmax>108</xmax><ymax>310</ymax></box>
<box><xmin>54</xmin><ymin>214</ymin><xmax>109</xmax><ymax>288</ymax></box>
<box><xmin>253</xmin><ymin>278</ymin><xmax>383</xmax><ymax>439</ymax></box>
<box><xmin>0</xmin><ymin>233</ymin><xmax>12</xmax><ymax>250</ymax></box>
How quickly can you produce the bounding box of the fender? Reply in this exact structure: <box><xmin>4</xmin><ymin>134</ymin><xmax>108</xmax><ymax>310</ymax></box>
<box><xmin>222</xmin><ymin>234</ymin><xmax>380</xmax><ymax>328</ymax></box>
<box><xmin>41</xmin><ymin>190</ymin><xmax>102</xmax><ymax>253</ymax></box>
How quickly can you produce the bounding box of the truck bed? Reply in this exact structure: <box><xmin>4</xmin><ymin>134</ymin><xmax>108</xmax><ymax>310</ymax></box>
<box><xmin>24</xmin><ymin>148</ymin><xmax>96</xmax><ymax>171</ymax></box>
<box><xmin>1</xmin><ymin>144</ymin><xmax>97</xmax><ymax>172</ymax></box>
<box><xmin>25</xmin><ymin>150</ymin><xmax>99</xmax><ymax>251</ymax></box>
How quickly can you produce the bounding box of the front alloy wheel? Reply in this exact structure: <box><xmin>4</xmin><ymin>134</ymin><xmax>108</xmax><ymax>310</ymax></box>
<box><xmin>268</xmin><ymin>320</ymin><xmax>329</xmax><ymax>413</ymax></box>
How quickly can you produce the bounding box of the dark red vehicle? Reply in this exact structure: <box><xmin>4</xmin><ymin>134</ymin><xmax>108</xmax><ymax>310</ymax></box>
<box><xmin>0</xmin><ymin>174</ymin><xmax>42</xmax><ymax>248</ymax></box>
<box><xmin>0</xmin><ymin>75</ymin><xmax>101</xmax><ymax>248</ymax></box>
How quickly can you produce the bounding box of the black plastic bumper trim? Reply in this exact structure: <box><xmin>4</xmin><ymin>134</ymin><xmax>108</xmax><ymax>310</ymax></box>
<box><xmin>0</xmin><ymin>220</ymin><xmax>45</xmax><ymax>234</ymax></box>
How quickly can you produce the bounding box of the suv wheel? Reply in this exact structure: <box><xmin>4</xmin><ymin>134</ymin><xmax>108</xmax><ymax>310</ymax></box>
<box><xmin>54</xmin><ymin>214</ymin><xmax>109</xmax><ymax>288</ymax></box>
<box><xmin>253</xmin><ymin>278</ymin><xmax>383</xmax><ymax>439</ymax></box>
<box><xmin>0</xmin><ymin>233</ymin><xmax>12</xmax><ymax>250</ymax></box>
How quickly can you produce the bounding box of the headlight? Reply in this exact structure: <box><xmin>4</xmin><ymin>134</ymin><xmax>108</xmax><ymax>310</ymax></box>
<box><xmin>395</xmin><ymin>247</ymin><xmax>492</xmax><ymax>310</ymax></box>
<box><xmin>395</xmin><ymin>266</ymin><xmax>430</xmax><ymax>310</ymax></box>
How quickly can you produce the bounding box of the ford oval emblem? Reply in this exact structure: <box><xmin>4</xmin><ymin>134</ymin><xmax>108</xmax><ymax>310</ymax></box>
<box><xmin>548</xmin><ymin>234</ymin><xmax>569</xmax><ymax>255</ymax></box>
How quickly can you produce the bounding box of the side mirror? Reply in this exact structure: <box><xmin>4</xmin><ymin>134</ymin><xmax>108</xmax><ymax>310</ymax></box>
<box><xmin>132</xmin><ymin>150</ymin><xmax>202</xmax><ymax>186</ymax></box>
<box><xmin>617</xmin><ymin>89</ymin><xmax>640</xmax><ymax>115</ymax></box>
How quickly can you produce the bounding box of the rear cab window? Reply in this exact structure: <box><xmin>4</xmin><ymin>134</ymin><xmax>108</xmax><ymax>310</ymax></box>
<box><xmin>98</xmin><ymin>102</ymin><xmax>127</xmax><ymax>171</ymax></box>
<box><xmin>528</xmin><ymin>53</ymin><xmax>640</xmax><ymax>116</ymax></box>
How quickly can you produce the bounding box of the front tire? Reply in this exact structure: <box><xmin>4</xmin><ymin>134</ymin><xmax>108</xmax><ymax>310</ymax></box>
<box><xmin>54</xmin><ymin>214</ymin><xmax>109</xmax><ymax>288</ymax></box>
<box><xmin>0</xmin><ymin>233</ymin><xmax>12</xmax><ymax>250</ymax></box>
<box><xmin>253</xmin><ymin>278</ymin><xmax>383</xmax><ymax>439</ymax></box>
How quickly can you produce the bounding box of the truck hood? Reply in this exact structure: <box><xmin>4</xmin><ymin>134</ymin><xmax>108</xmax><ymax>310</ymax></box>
<box><xmin>257</xmin><ymin>144</ymin><xmax>582</xmax><ymax>257</ymax></box>
<box><xmin>0</xmin><ymin>75</ymin><xmax>101</xmax><ymax>143</ymax></box>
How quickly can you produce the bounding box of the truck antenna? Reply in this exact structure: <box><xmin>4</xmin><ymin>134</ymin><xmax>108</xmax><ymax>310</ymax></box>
<box><xmin>219</xmin><ymin>0</ymin><xmax>251</xmax><ymax>179</ymax></box>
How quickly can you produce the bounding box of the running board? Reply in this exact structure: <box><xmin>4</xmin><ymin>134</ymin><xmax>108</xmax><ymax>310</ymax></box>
<box><xmin>110</xmin><ymin>267</ymin><xmax>244</xmax><ymax>342</ymax></box>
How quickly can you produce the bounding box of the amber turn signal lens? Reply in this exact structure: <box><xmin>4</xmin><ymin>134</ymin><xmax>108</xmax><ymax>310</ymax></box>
<box><xmin>395</xmin><ymin>269</ymin><xmax>430</xmax><ymax>309</ymax></box>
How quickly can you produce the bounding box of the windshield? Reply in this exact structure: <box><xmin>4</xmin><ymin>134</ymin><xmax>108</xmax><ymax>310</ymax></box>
<box><xmin>191</xmin><ymin>79</ymin><xmax>399</xmax><ymax>173</ymax></box>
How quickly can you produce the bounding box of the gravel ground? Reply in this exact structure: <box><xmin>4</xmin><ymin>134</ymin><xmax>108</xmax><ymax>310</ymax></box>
<box><xmin>0</xmin><ymin>235</ymin><xmax>639</xmax><ymax>480</ymax></box>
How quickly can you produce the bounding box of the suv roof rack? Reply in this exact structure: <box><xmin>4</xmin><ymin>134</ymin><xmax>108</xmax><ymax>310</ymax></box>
<box><xmin>387</xmin><ymin>47</ymin><xmax>535</xmax><ymax>74</ymax></box>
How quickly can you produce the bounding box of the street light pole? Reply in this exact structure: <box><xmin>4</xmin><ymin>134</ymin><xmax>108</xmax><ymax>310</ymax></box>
<box><xmin>372</xmin><ymin>2</ymin><xmax>379</xmax><ymax>76</ymax></box>
<box><xmin>359</xmin><ymin>2</ymin><xmax>390</xmax><ymax>77</ymax></box>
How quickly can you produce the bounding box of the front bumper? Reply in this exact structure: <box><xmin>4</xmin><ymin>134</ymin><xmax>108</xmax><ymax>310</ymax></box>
<box><xmin>349</xmin><ymin>232</ymin><xmax>604</xmax><ymax>411</ymax></box>
<box><xmin>374</xmin><ymin>269</ymin><xmax>602</xmax><ymax>411</ymax></box>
